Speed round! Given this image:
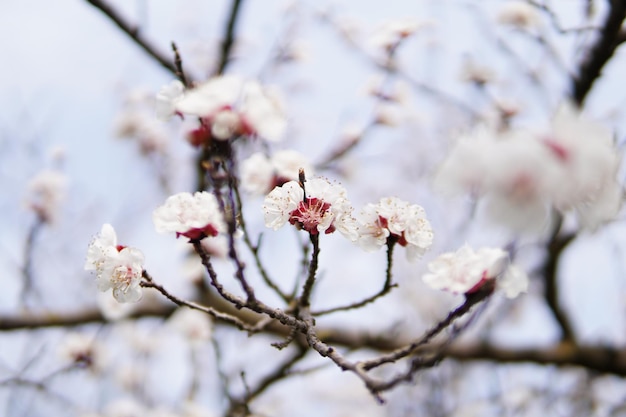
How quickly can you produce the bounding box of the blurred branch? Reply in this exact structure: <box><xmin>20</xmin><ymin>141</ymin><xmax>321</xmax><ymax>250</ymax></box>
<box><xmin>5</xmin><ymin>295</ymin><xmax>626</xmax><ymax>378</ymax></box>
<box><xmin>213</xmin><ymin>0</ymin><xmax>246</xmax><ymax>76</ymax></box>
<box><xmin>571</xmin><ymin>0</ymin><xmax>626</xmax><ymax>106</ymax></box>
<box><xmin>84</xmin><ymin>0</ymin><xmax>179</xmax><ymax>77</ymax></box>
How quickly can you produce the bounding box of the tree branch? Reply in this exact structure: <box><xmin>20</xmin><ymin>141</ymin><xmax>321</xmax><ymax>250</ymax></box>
<box><xmin>84</xmin><ymin>0</ymin><xmax>179</xmax><ymax>77</ymax></box>
<box><xmin>571</xmin><ymin>0</ymin><xmax>626</xmax><ymax>106</ymax></box>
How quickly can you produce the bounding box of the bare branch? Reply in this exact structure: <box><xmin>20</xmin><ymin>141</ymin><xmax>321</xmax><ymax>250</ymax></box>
<box><xmin>84</xmin><ymin>0</ymin><xmax>179</xmax><ymax>77</ymax></box>
<box><xmin>571</xmin><ymin>0</ymin><xmax>626</xmax><ymax>106</ymax></box>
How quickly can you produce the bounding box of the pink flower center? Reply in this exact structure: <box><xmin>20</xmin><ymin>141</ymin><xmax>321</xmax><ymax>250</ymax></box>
<box><xmin>178</xmin><ymin>224</ymin><xmax>220</xmax><ymax>241</ymax></box>
<box><xmin>289</xmin><ymin>197</ymin><xmax>334</xmax><ymax>234</ymax></box>
<box><xmin>543</xmin><ymin>138</ymin><xmax>570</xmax><ymax>162</ymax></box>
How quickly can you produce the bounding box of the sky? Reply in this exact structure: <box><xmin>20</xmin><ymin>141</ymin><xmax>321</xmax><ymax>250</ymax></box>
<box><xmin>2</xmin><ymin>0</ymin><xmax>626</xmax><ymax>416</ymax></box>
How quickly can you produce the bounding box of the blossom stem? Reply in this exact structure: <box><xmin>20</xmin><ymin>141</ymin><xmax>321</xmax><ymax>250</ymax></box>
<box><xmin>311</xmin><ymin>241</ymin><xmax>398</xmax><ymax>316</ymax></box>
<box><xmin>360</xmin><ymin>283</ymin><xmax>493</xmax><ymax>371</ymax></box>
<box><xmin>299</xmin><ymin>234</ymin><xmax>320</xmax><ymax>309</ymax></box>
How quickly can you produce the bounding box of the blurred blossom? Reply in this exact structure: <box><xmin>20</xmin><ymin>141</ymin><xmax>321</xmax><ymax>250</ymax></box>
<box><xmin>369</xmin><ymin>18</ymin><xmax>424</xmax><ymax>51</ymax></box>
<box><xmin>115</xmin><ymin>110</ymin><xmax>169</xmax><ymax>155</ymax></box>
<box><xmin>263</xmin><ymin>177</ymin><xmax>358</xmax><ymax>241</ymax></box>
<box><xmin>153</xmin><ymin>191</ymin><xmax>227</xmax><ymax>240</ymax></box>
<box><xmin>155</xmin><ymin>79</ymin><xmax>185</xmax><ymax>121</ymax></box>
<box><xmin>422</xmin><ymin>244</ymin><xmax>528</xmax><ymax>299</ymax></box>
<box><xmin>102</xmin><ymin>398</ymin><xmax>147</xmax><ymax>417</ymax></box>
<box><xmin>85</xmin><ymin>224</ymin><xmax>145</xmax><ymax>303</ymax></box>
<box><xmin>497</xmin><ymin>1</ymin><xmax>541</xmax><ymax>29</ymax></box>
<box><xmin>436</xmin><ymin>104</ymin><xmax>623</xmax><ymax>232</ymax></box>
<box><xmin>174</xmin><ymin>75</ymin><xmax>287</xmax><ymax>142</ymax></box>
<box><xmin>241</xmin><ymin>150</ymin><xmax>313</xmax><ymax>195</ymax></box>
<box><xmin>115</xmin><ymin>364</ymin><xmax>146</xmax><ymax>392</ymax></box>
<box><xmin>460</xmin><ymin>58</ymin><xmax>496</xmax><ymax>86</ymax></box>
<box><xmin>168</xmin><ymin>308</ymin><xmax>213</xmax><ymax>345</ymax></box>
<box><xmin>97</xmin><ymin>290</ymin><xmax>136</xmax><ymax>320</ymax></box>
<box><xmin>26</xmin><ymin>169</ymin><xmax>67</xmax><ymax>223</ymax></box>
<box><xmin>357</xmin><ymin>197</ymin><xmax>434</xmax><ymax>261</ymax></box>
<box><xmin>57</xmin><ymin>333</ymin><xmax>106</xmax><ymax>371</ymax></box>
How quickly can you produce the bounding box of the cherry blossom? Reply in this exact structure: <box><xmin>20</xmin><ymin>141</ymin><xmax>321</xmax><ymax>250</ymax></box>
<box><xmin>263</xmin><ymin>177</ymin><xmax>358</xmax><ymax>241</ymax></box>
<box><xmin>57</xmin><ymin>332</ymin><xmax>106</xmax><ymax>371</ymax></box>
<box><xmin>85</xmin><ymin>224</ymin><xmax>145</xmax><ymax>303</ymax></box>
<box><xmin>357</xmin><ymin>197</ymin><xmax>434</xmax><ymax>261</ymax></box>
<box><xmin>497</xmin><ymin>1</ymin><xmax>541</xmax><ymax>30</ymax></box>
<box><xmin>241</xmin><ymin>150</ymin><xmax>313</xmax><ymax>195</ymax></box>
<box><xmin>370</xmin><ymin>18</ymin><xmax>423</xmax><ymax>51</ymax></box>
<box><xmin>422</xmin><ymin>245</ymin><xmax>528</xmax><ymax>299</ymax></box>
<box><xmin>26</xmin><ymin>169</ymin><xmax>67</xmax><ymax>223</ymax></box>
<box><xmin>155</xmin><ymin>79</ymin><xmax>185</xmax><ymax>121</ymax></box>
<box><xmin>436</xmin><ymin>104</ymin><xmax>623</xmax><ymax>232</ymax></box>
<box><xmin>153</xmin><ymin>191</ymin><xmax>227</xmax><ymax>240</ymax></box>
<box><xmin>173</xmin><ymin>75</ymin><xmax>286</xmax><ymax>142</ymax></box>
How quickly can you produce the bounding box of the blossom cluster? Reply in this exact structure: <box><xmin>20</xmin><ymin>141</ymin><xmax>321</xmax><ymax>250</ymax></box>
<box><xmin>422</xmin><ymin>244</ymin><xmax>528</xmax><ymax>299</ymax></box>
<box><xmin>436</xmin><ymin>104</ymin><xmax>623</xmax><ymax>232</ymax></box>
<box><xmin>263</xmin><ymin>177</ymin><xmax>434</xmax><ymax>260</ymax></box>
<box><xmin>156</xmin><ymin>75</ymin><xmax>286</xmax><ymax>143</ymax></box>
<box><xmin>85</xmin><ymin>224</ymin><xmax>145</xmax><ymax>303</ymax></box>
<box><xmin>357</xmin><ymin>197</ymin><xmax>434</xmax><ymax>261</ymax></box>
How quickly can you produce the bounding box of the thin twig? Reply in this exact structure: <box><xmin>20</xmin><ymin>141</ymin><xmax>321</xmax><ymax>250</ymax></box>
<box><xmin>140</xmin><ymin>271</ymin><xmax>255</xmax><ymax>331</ymax></box>
<box><xmin>84</xmin><ymin>0</ymin><xmax>179</xmax><ymax>77</ymax></box>
<box><xmin>313</xmin><ymin>240</ymin><xmax>398</xmax><ymax>316</ymax></box>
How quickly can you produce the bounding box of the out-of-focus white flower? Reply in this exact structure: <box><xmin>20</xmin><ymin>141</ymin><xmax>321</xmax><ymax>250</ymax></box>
<box><xmin>182</xmin><ymin>402</ymin><xmax>219</xmax><ymax>417</ymax></box>
<box><xmin>153</xmin><ymin>191</ymin><xmax>227</xmax><ymax>240</ymax></box>
<box><xmin>156</xmin><ymin>79</ymin><xmax>185</xmax><ymax>121</ymax></box>
<box><xmin>168</xmin><ymin>308</ymin><xmax>213</xmax><ymax>344</ymax></box>
<box><xmin>357</xmin><ymin>197</ymin><xmax>434</xmax><ymax>261</ymax></box>
<box><xmin>102</xmin><ymin>398</ymin><xmax>147</xmax><ymax>417</ymax></box>
<box><xmin>544</xmin><ymin>104</ymin><xmax>622</xmax><ymax>229</ymax></box>
<box><xmin>115</xmin><ymin>110</ymin><xmax>169</xmax><ymax>155</ymax></box>
<box><xmin>85</xmin><ymin>224</ymin><xmax>145</xmax><ymax>303</ymax></box>
<box><xmin>370</xmin><ymin>18</ymin><xmax>423</xmax><ymax>51</ymax></box>
<box><xmin>497</xmin><ymin>1</ymin><xmax>541</xmax><ymax>29</ymax></box>
<box><xmin>460</xmin><ymin>58</ymin><xmax>496</xmax><ymax>85</ymax></box>
<box><xmin>26</xmin><ymin>169</ymin><xmax>67</xmax><ymax>223</ymax></box>
<box><xmin>97</xmin><ymin>290</ymin><xmax>136</xmax><ymax>320</ymax></box>
<box><xmin>435</xmin><ymin>104</ymin><xmax>623</xmax><ymax>232</ymax></box>
<box><xmin>57</xmin><ymin>333</ymin><xmax>106</xmax><ymax>371</ymax></box>
<box><xmin>241</xmin><ymin>150</ymin><xmax>313</xmax><ymax>195</ymax></box>
<box><xmin>174</xmin><ymin>75</ymin><xmax>286</xmax><ymax>142</ymax></box>
<box><xmin>115</xmin><ymin>365</ymin><xmax>146</xmax><ymax>391</ymax></box>
<box><xmin>263</xmin><ymin>177</ymin><xmax>358</xmax><ymax>241</ymax></box>
<box><xmin>422</xmin><ymin>245</ymin><xmax>528</xmax><ymax>299</ymax></box>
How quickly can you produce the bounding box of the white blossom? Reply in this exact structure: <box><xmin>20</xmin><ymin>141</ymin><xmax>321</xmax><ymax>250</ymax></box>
<box><xmin>263</xmin><ymin>177</ymin><xmax>358</xmax><ymax>241</ymax></box>
<box><xmin>153</xmin><ymin>191</ymin><xmax>227</xmax><ymax>240</ymax></box>
<box><xmin>370</xmin><ymin>18</ymin><xmax>423</xmax><ymax>51</ymax></box>
<box><xmin>545</xmin><ymin>104</ymin><xmax>623</xmax><ymax>229</ymax></box>
<box><xmin>155</xmin><ymin>79</ymin><xmax>185</xmax><ymax>121</ymax></box>
<box><xmin>435</xmin><ymin>105</ymin><xmax>623</xmax><ymax>232</ymax></box>
<box><xmin>497</xmin><ymin>1</ymin><xmax>541</xmax><ymax>29</ymax></box>
<box><xmin>85</xmin><ymin>224</ymin><xmax>145</xmax><ymax>303</ymax></box>
<box><xmin>422</xmin><ymin>245</ymin><xmax>528</xmax><ymax>298</ymax></box>
<box><xmin>168</xmin><ymin>308</ymin><xmax>213</xmax><ymax>344</ymax></box>
<box><xmin>57</xmin><ymin>333</ymin><xmax>106</xmax><ymax>371</ymax></box>
<box><xmin>241</xmin><ymin>150</ymin><xmax>313</xmax><ymax>195</ymax></box>
<box><xmin>174</xmin><ymin>75</ymin><xmax>286</xmax><ymax>142</ymax></box>
<box><xmin>357</xmin><ymin>197</ymin><xmax>434</xmax><ymax>261</ymax></box>
<box><xmin>26</xmin><ymin>169</ymin><xmax>67</xmax><ymax>223</ymax></box>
